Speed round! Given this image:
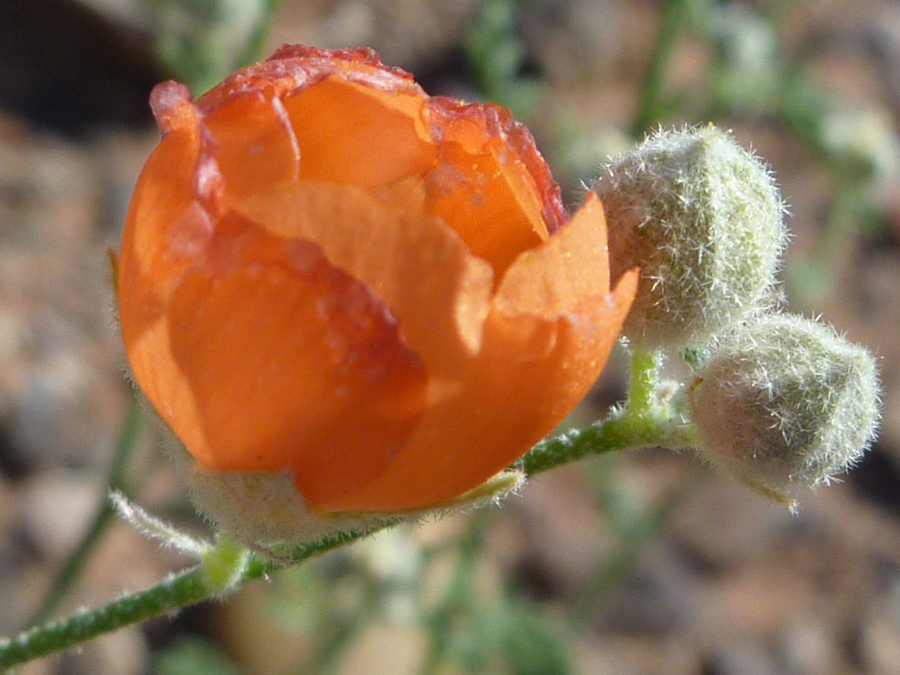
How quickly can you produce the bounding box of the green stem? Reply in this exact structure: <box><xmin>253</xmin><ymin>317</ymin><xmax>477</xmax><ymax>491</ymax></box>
<box><xmin>0</xmin><ymin>526</ymin><xmax>381</xmax><ymax>671</ymax></box>
<box><xmin>521</xmin><ymin>406</ymin><xmax>695</xmax><ymax>478</ymax></box>
<box><xmin>1</xmin><ymin>567</ymin><xmax>208</xmax><ymax>670</ymax></box>
<box><xmin>1</xmin><ymin>353</ymin><xmax>690</xmax><ymax>670</ymax></box>
<box><xmin>522</xmin><ymin>348</ymin><xmax>693</xmax><ymax>477</ymax></box>
<box><xmin>631</xmin><ymin>0</ymin><xmax>690</xmax><ymax>137</ymax></box>
<box><xmin>25</xmin><ymin>395</ymin><xmax>144</xmax><ymax>627</ymax></box>
<box><xmin>626</xmin><ymin>349</ymin><xmax>664</xmax><ymax>416</ymax></box>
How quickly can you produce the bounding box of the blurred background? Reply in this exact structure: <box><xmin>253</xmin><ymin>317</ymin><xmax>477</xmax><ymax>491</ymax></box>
<box><xmin>2</xmin><ymin>0</ymin><xmax>900</xmax><ymax>673</ymax></box>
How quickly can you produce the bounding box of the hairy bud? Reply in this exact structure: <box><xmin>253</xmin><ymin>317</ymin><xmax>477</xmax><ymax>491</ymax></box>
<box><xmin>689</xmin><ymin>314</ymin><xmax>880</xmax><ymax>502</ymax></box>
<box><xmin>593</xmin><ymin>125</ymin><xmax>787</xmax><ymax>348</ymax></box>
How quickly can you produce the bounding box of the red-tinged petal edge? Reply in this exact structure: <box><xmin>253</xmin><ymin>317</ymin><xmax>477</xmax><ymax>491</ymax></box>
<box><xmin>194</xmin><ymin>45</ymin><xmax>426</xmax><ymax>116</ymax></box>
<box><xmin>428</xmin><ymin>97</ymin><xmax>566</xmax><ymax>236</ymax></box>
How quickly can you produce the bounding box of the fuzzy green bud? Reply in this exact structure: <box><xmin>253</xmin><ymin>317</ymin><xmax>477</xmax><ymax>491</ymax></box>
<box><xmin>593</xmin><ymin>125</ymin><xmax>787</xmax><ymax>348</ymax></box>
<box><xmin>689</xmin><ymin>314</ymin><xmax>880</xmax><ymax>502</ymax></box>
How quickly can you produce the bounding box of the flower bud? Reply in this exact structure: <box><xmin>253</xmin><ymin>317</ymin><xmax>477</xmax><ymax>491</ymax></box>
<box><xmin>593</xmin><ymin>125</ymin><xmax>787</xmax><ymax>348</ymax></box>
<box><xmin>689</xmin><ymin>314</ymin><xmax>880</xmax><ymax>501</ymax></box>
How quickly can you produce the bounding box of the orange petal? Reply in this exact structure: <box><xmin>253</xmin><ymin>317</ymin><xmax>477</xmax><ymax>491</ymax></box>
<box><xmin>203</xmin><ymin>91</ymin><xmax>300</xmax><ymax>205</ymax></box>
<box><xmin>237</xmin><ymin>180</ymin><xmax>495</xmax><ymax>375</ymax></box>
<box><xmin>313</xmin><ymin>198</ymin><xmax>638</xmax><ymax>512</ymax></box>
<box><xmin>493</xmin><ymin>192</ymin><xmax>611</xmax><ymax>318</ymax></box>
<box><xmin>422</xmin><ymin>101</ymin><xmax>558</xmax><ymax>279</ymax></box>
<box><xmin>370</xmin><ymin>175</ymin><xmax>427</xmax><ymax>213</ymax></box>
<box><xmin>160</xmin><ymin>210</ymin><xmax>428</xmax><ymax>506</ymax></box>
<box><xmin>282</xmin><ymin>75</ymin><xmax>436</xmax><ymax>187</ymax></box>
<box><xmin>118</xmin><ymin>122</ymin><xmax>213</xmax><ymax>386</ymax></box>
<box><xmin>119</xmin><ymin>84</ymin><xmax>224</xmax><ymax>430</ymax></box>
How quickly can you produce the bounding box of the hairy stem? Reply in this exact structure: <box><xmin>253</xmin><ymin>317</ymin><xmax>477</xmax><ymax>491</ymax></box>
<box><xmin>0</xmin><ymin>527</ymin><xmax>381</xmax><ymax>670</ymax></box>
<box><xmin>1</xmin><ymin>355</ymin><xmax>697</xmax><ymax>671</ymax></box>
<box><xmin>626</xmin><ymin>349</ymin><xmax>665</xmax><ymax>415</ymax></box>
<box><xmin>521</xmin><ymin>405</ymin><xmax>695</xmax><ymax>477</ymax></box>
<box><xmin>1</xmin><ymin>567</ymin><xmax>208</xmax><ymax>670</ymax></box>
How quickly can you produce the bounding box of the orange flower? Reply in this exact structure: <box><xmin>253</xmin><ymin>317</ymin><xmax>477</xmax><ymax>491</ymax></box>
<box><xmin>118</xmin><ymin>45</ymin><xmax>637</xmax><ymax>515</ymax></box>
